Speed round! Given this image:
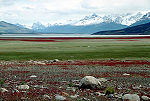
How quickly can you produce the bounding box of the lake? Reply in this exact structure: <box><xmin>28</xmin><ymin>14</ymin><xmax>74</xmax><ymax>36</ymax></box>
<box><xmin>0</xmin><ymin>34</ymin><xmax>150</xmax><ymax>38</ymax></box>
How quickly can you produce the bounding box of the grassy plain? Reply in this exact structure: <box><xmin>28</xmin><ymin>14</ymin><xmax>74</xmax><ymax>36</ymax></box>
<box><xmin>0</xmin><ymin>38</ymin><xmax>150</xmax><ymax>61</ymax></box>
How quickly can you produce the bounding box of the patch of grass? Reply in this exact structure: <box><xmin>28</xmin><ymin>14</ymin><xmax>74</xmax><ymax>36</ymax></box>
<box><xmin>0</xmin><ymin>79</ymin><xmax>5</xmax><ymax>87</ymax></box>
<box><xmin>105</xmin><ymin>87</ymin><xmax>115</xmax><ymax>95</ymax></box>
<box><xmin>68</xmin><ymin>82</ymin><xmax>73</xmax><ymax>87</ymax></box>
<box><xmin>0</xmin><ymin>39</ymin><xmax>150</xmax><ymax>60</ymax></box>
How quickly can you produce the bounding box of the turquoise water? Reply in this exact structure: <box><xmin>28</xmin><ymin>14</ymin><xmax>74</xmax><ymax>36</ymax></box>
<box><xmin>0</xmin><ymin>34</ymin><xmax>150</xmax><ymax>38</ymax></box>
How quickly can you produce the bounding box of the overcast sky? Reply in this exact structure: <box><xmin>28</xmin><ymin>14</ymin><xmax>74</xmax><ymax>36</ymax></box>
<box><xmin>0</xmin><ymin>0</ymin><xmax>150</xmax><ymax>26</ymax></box>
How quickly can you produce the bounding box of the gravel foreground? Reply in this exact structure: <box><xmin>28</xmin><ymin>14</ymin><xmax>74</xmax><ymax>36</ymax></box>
<box><xmin>0</xmin><ymin>60</ymin><xmax>150</xmax><ymax>101</ymax></box>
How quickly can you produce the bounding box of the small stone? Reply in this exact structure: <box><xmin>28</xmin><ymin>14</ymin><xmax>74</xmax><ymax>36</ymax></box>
<box><xmin>1</xmin><ymin>88</ymin><xmax>8</xmax><ymax>93</ymax></box>
<box><xmin>43</xmin><ymin>95</ymin><xmax>51</xmax><ymax>99</ymax></box>
<box><xmin>132</xmin><ymin>86</ymin><xmax>141</xmax><ymax>90</ymax></box>
<box><xmin>123</xmin><ymin>73</ymin><xmax>130</xmax><ymax>76</ymax></box>
<box><xmin>53</xmin><ymin>59</ymin><xmax>59</xmax><ymax>62</ymax></box>
<box><xmin>122</xmin><ymin>94</ymin><xmax>140</xmax><ymax>101</ymax></box>
<box><xmin>55</xmin><ymin>95</ymin><xmax>66</xmax><ymax>101</ymax></box>
<box><xmin>21</xmin><ymin>97</ymin><xmax>28</xmax><ymax>100</ymax></box>
<box><xmin>66</xmin><ymin>87</ymin><xmax>76</xmax><ymax>92</ymax></box>
<box><xmin>141</xmin><ymin>96</ymin><xmax>150</xmax><ymax>100</ymax></box>
<box><xmin>94</xmin><ymin>92</ymin><xmax>105</xmax><ymax>96</ymax></box>
<box><xmin>70</xmin><ymin>94</ymin><xmax>79</xmax><ymax>99</ymax></box>
<box><xmin>115</xmin><ymin>94</ymin><xmax>123</xmax><ymax>99</ymax></box>
<box><xmin>13</xmin><ymin>89</ymin><xmax>19</xmax><ymax>93</ymax></box>
<box><xmin>36</xmin><ymin>61</ymin><xmax>46</xmax><ymax>65</ymax></box>
<box><xmin>68</xmin><ymin>60</ymin><xmax>74</xmax><ymax>63</ymax></box>
<box><xmin>30</xmin><ymin>75</ymin><xmax>37</xmax><ymax>78</ymax></box>
<box><xmin>72</xmin><ymin>80</ymin><xmax>79</xmax><ymax>82</ymax></box>
<box><xmin>107</xmin><ymin>94</ymin><xmax>114</xmax><ymax>98</ymax></box>
<box><xmin>82</xmin><ymin>97</ymin><xmax>90</xmax><ymax>101</ymax></box>
<box><xmin>18</xmin><ymin>85</ymin><xmax>29</xmax><ymax>90</ymax></box>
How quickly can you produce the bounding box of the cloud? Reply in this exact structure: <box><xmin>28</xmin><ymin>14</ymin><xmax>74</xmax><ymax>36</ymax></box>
<box><xmin>0</xmin><ymin>0</ymin><xmax>150</xmax><ymax>25</ymax></box>
<box><xmin>81</xmin><ymin>0</ymin><xmax>150</xmax><ymax>14</ymax></box>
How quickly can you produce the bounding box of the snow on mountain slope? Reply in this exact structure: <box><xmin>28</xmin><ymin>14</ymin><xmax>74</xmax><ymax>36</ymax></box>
<box><xmin>72</xmin><ymin>13</ymin><xmax>104</xmax><ymax>26</ymax></box>
<box><xmin>32</xmin><ymin>11</ymin><xmax>149</xmax><ymax>30</ymax></box>
<box><xmin>32</xmin><ymin>22</ymin><xmax>46</xmax><ymax>30</ymax></box>
<box><xmin>68</xmin><ymin>12</ymin><xmax>147</xmax><ymax>26</ymax></box>
<box><xmin>119</xmin><ymin>12</ymin><xmax>145</xmax><ymax>26</ymax></box>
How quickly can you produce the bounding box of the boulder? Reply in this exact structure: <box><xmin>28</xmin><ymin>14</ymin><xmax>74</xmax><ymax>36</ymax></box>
<box><xmin>18</xmin><ymin>85</ymin><xmax>29</xmax><ymax>90</ymax></box>
<box><xmin>122</xmin><ymin>94</ymin><xmax>140</xmax><ymax>101</ymax></box>
<box><xmin>79</xmin><ymin>76</ymin><xmax>101</xmax><ymax>89</ymax></box>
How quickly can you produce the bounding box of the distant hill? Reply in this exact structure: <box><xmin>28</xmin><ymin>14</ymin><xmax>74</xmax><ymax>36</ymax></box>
<box><xmin>33</xmin><ymin>22</ymin><xmax>127</xmax><ymax>34</ymax></box>
<box><xmin>0</xmin><ymin>21</ymin><xmax>33</xmax><ymax>34</ymax></box>
<box><xmin>92</xmin><ymin>22</ymin><xmax>150</xmax><ymax>35</ymax></box>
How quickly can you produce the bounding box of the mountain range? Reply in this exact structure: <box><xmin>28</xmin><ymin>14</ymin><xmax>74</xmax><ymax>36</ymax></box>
<box><xmin>92</xmin><ymin>22</ymin><xmax>150</xmax><ymax>35</ymax></box>
<box><xmin>31</xmin><ymin>12</ymin><xmax>150</xmax><ymax>34</ymax></box>
<box><xmin>0</xmin><ymin>11</ymin><xmax>150</xmax><ymax>34</ymax></box>
<box><xmin>0</xmin><ymin>21</ymin><xmax>33</xmax><ymax>34</ymax></box>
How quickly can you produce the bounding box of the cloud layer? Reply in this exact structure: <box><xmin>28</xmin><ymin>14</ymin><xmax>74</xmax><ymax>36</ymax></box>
<box><xmin>0</xmin><ymin>0</ymin><xmax>150</xmax><ymax>25</ymax></box>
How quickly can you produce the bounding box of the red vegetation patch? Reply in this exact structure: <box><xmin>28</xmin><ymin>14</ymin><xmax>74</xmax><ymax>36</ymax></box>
<box><xmin>1</xmin><ymin>36</ymin><xmax>150</xmax><ymax>42</ymax></box>
<box><xmin>0</xmin><ymin>39</ymin><xmax>61</xmax><ymax>42</ymax></box>
<box><xmin>46</xmin><ymin>60</ymin><xmax>150</xmax><ymax>67</ymax></box>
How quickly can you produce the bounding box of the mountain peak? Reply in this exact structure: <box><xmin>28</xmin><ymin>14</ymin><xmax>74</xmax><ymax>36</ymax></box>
<box><xmin>32</xmin><ymin>22</ymin><xmax>46</xmax><ymax>30</ymax></box>
<box><xmin>91</xmin><ymin>13</ymin><xmax>98</xmax><ymax>17</ymax></box>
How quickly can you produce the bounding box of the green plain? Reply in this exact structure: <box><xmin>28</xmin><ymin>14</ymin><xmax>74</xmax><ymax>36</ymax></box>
<box><xmin>0</xmin><ymin>39</ymin><xmax>150</xmax><ymax>61</ymax></box>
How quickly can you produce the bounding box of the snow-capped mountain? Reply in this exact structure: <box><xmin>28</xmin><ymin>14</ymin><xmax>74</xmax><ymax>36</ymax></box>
<box><xmin>32</xmin><ymin>22</ymin><xmax>46</xmax><ymax>30</ymax></box>
<box><xmin>130</xmin><ymin>12</ymin><xmax>150</xmax><ymax>26</ymax></box>
<box><xmin>71</xmin><ymin>13</ymin><xmax>104</xmax><ymax>26</ymax></box>
<box><xmin>115</xmin><ymin>12</ymin><xmax>144</xmax><ymax>25</ymax></box>
<box><xmin>71</xmin><ymin>12</ymin><xmax>145</xmax><ymax>26</ymax></box>
<box><xmin>31</xmin><ymin>11</ymin><xmax>150</xmax><ymax>34</ymax></box>
<box><xmin>32</xmin><ymin>12</ymin><xmax>149</xmax><ymax>29</ymax></box>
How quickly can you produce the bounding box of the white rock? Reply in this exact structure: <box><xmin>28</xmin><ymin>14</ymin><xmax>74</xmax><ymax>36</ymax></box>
<box><xmin>53</xmin><ymin>59</ymin><xmax>59</xmax><ymax>62</ymax></box>
<box><xmin>18</xmin><ymin>85</ymin><xmax>29</xmax><ymax>90</ymax></box>
<box><xmin>123</xmin><ymin>73</ymin><xmax>130</xmax><ymax>76</ymax></box>
<box><xmin>30</xmin><ymin>75</ymin><xmax>37</xmax><ymax>78</ymax></box>
<box><xmin>70</xmin><ymin>94</ymin><xmax>79</xmax><ymax>99</ymax></box>
<box><xmin>66</xmin><ymin>87</ymin><xmax>76</xmax><ymax>92</ymax></box>
<box><xmin>35</xmin><ymin>61</ymin><xmax>46</xmax><ymax>65</ymax></box>
<box><xmin>55</xmin><ymin>95</ymin><xmax>66</xmax><ymax>100</ymax></box>
<box><xmin>132</xmin><ymin>86</ymin><xmax>141</xmax><ymax>90</ymax></box>
<box><xmin>21</xmin><ymin>97</ymin><xmax>28</xmax><ymax>100</ymax></box>
<box><xmin>122</xmin><ymin>94</ymin><xmax>140</xmax><ymax>101</ymax></box>
<box><xmin>79</xmin><ymin>76</ymin><xmax>101</xmax><ymax>89</ymax></box>
<box><xmin>142</xmin><ymin>96</ymin><xmax>150</xmax><ymax>100</ymax></box>
<box><xmin>95</xmin><ymin>92</ymin><xmax>105</xmax><ymax>96</ymax></box>
<box><xmin>0</xmin><ymin>88</ymin><xmax>8</xmax><ymax>93</ymax></box>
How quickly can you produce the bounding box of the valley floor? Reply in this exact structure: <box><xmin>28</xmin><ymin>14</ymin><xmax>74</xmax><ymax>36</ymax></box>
<box><xmin>0</xmin><ymin>60</ymin><xmax>150</xmax><ymax>100</ymax></box>
<box><xmin>0</xmin><ymin>36</ymin><xmax>150</xmax><ymax>100</ymax></box>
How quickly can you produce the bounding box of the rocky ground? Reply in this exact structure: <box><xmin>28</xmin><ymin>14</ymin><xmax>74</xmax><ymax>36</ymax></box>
<box><xmin>0</xmin><ymin>60</ymin><xmax>150</xmax><ymax>101</ymax></box>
